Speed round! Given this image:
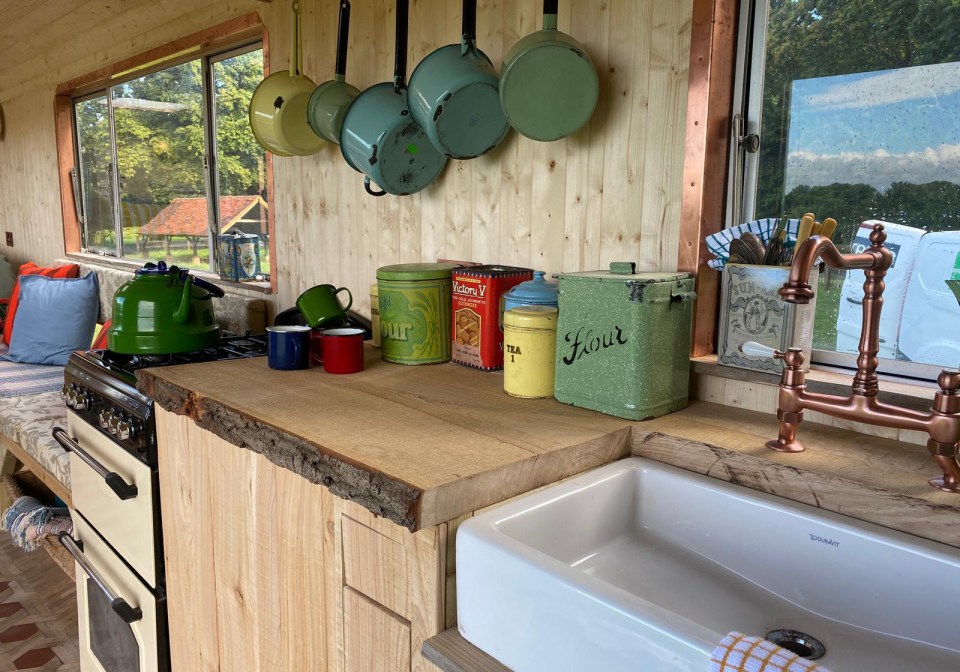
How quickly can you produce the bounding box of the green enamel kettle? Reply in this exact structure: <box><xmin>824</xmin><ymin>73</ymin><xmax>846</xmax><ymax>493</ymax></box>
<box><xmin>107</xmin><ymin>262</ymin><xmax>225</xmax><ymax>354</ymax></box>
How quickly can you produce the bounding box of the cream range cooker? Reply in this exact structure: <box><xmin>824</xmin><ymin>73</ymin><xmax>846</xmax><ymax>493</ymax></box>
<box><xmin>54</xmin><ymin>335</ymin><xmax>268</xmax><ymax>672</ymax></box>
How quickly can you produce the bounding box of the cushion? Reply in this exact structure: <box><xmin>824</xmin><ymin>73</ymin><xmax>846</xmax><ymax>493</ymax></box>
<box><xmin>2</xmin><ymin>262</ymin><xmax>80</xmax><ymax>345</ymax></box>
<box><xmin>5</xmin><ymin>273</ymin><xmax>99</xmax><ymax>365</ymax></box>
<box><xmin>91</xmin><ymin>319</ymin><xmax>111</xmax><ymax>349</ymax></box>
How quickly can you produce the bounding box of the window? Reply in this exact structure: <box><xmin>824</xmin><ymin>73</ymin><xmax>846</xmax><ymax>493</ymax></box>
<box><xmin>730</xmin><ymin>0</ymin><xmax>960</xmax><ymax>379</ymax></box>
<box><xmin>72</xmin><ymin>43</ymin><xmax>268</xmax><ymax>277</ymax></box>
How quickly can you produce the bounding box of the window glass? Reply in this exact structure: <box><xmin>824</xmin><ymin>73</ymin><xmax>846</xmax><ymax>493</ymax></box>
<box><xmin>72</xmin><ymin>45</ymin><xmax>267</xmax><ymax>280</ymax></box>
<box><xmin>212</xmin><ymin>50</ymin><xmax>269</xmax><ymax>273</ymax></box>
<box><xmin>746</xmin><ymin>0</ymin><xmax>960</xmax><ymax>370</ymax></box>
<box><xmin>112</xmin><ymin>61</ymin><xmax>208</xmax><ymax>268</ymax></box>
<box><xmin>75</xmin><ymin>95</ymin><xmax>117</xmax><ymax>256</ymax></box>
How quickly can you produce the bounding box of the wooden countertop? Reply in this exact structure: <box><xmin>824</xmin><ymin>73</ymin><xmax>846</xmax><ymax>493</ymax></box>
<box><xmin>138</xmin><ymin>346</ymin><xmax>960</xmax><ymax>545</ymax></box>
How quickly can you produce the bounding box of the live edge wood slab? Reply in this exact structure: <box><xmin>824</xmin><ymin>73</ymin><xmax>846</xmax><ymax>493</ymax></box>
<box><xmin>138</xmin><ymin>345</ymin><xmax>960</xmax><ymax>546</ymax></box>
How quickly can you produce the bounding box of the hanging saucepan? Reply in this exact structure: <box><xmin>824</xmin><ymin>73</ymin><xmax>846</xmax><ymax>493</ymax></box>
<box><xmin>499</xmin><ymin>0</ymin><xmax>599</xmax><ymax>142</ymax></box>
<box><xmin>339</xmin><ymin>0</ymin><xmax>447</xmax><ymax>196</ymax></box>
<box><xmin>407</xmin><ymin>0</ymin><xmax>508</xmax><ymax>159</ymax></box>
<box><xmin>307</xmin><ymin>0</ymin><xmax>360</xmax><ymax>144</ymax></box>
<box><xmin>248</xmin><ymin>1</ymin><xmax>325</xmax><ymax>157</ymax></box>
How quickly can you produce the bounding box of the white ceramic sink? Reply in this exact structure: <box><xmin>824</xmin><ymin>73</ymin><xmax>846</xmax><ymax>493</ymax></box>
<box><xmin>456</xmin><ymin>457</ymin><xmax>960</xmax><ymax>672</ymax></box>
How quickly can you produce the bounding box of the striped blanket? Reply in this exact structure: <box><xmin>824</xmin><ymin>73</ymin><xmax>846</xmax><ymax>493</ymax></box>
<box><xmin>0</xmin><ymin>356</ymin><xmax>65</xmax><ymax>398</ymax></box>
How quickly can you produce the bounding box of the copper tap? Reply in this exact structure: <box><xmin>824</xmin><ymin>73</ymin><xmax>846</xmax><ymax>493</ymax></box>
<box><xmin>763</xmin><ymin>223</ymin><xmax>960</xmax><ymax>493</ymax></box>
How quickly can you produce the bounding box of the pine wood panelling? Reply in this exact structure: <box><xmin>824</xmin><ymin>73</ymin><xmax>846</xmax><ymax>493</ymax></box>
<box><xmin>260</xmin><ymin>0</ymin><xmax>694</xmax><ymax>310</ymax></box>
<box><xmin>0</xmin><ymin>0</ymin><xmax>694</xmax><ymax>320</ymax></box>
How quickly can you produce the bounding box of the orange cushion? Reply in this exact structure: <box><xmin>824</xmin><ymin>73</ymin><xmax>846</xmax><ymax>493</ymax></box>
<box><xmin>3</xmin><ymin>262</ymin><xmax>81</xmax><ymax>345</ymax></box>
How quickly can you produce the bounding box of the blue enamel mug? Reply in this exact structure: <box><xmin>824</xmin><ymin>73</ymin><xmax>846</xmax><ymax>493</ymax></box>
<box><xmin>267</xmin><ymin>326</ymin><xmax>311</xmax><ymax>370</ymax></box>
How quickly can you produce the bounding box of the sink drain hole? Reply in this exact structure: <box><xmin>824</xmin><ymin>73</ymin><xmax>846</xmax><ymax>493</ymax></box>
<box><xmin>764</xmin><ymin>629</ymin><xmax>825</xmax><ymax>660</ymax></box>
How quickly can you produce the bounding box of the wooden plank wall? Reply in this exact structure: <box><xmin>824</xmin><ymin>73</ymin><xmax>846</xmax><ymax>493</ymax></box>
<box><xmin>0</xmin><ymin>0</ymin><xmax>694</xmax><ymax>318</ymax></box>
<box><xmin>262</xmin><ymin>0</ymin><xmax>694</xmax><ymax>313</ymax></box>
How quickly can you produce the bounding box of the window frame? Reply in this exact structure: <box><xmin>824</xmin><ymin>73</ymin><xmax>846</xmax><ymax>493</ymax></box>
<box><xmin>55</xmin><ymin>13</ymin><xmax>275</xmax><ymax>293</ymax></box>
<box><xmin>723</xmin><ymin>0</ymin><xmax>958</xmax><ymax>382</ymax></box>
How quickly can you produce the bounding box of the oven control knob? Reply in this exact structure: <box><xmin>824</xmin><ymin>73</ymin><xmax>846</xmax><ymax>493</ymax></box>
<box><xmin>60</xmin><ymin>384</ymin><xmax>71</xmax><ymax>401</ymax></box>
<box><xmin>73</xmin><ymin>389</ymin><xmax>91</xmax><ymax>410</ymax></box>
<box><xmin>117</xmin><ymin>418</ymin><xmax>139</xmax><ymax>441</ymax></box>
<box><xmin>106</xmin><ymin>414</ymin><xmax>121</xmax><ymax>435</ymax></box>
<box><xmin>98</xmin><ymin>409</ymin><xmax>112</xmax><ymax>429</ymax></box>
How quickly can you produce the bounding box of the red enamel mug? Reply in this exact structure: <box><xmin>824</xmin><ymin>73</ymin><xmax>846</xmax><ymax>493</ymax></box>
<box><xmin>320</xmin><ymin>328</ymin><xmax>365</xmax><ymax>374</ymax></box>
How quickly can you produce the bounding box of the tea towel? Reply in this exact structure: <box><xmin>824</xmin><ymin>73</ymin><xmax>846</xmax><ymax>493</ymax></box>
<box><xmin>709</xmin><ymin>632</ymin><xmax>834</xmax><ymax>672</ymax></box>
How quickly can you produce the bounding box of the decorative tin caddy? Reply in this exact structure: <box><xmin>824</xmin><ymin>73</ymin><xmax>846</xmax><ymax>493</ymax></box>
<box><xmin>217</xmin><ymin>231</ymin><xmax>262</xmax><ymax>282</ymax></box>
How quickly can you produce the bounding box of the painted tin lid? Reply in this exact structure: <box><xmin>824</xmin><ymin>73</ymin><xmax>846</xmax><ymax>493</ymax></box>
<box><xmin>558</xmin><ymin>262</ymin><xmax>693</xmax><ymax>283</ymax></box>
<box><xmin>454</xmin><ymin>264</ymin><xmax>532</xmax><ymax>277</ymax></box>
<box><xmin>504</xmin><ymin>305</ymin><xmax>558</xmax><ymax>328</ymax></box>
<box><xmin>376</xmin><ymin>263</ymin><xmax>458</xmax><ymax>281</ymax></box>
<box><xmin>503</xmin><ymin>271</ymin><xmax>558</xmax><ymax>304</ymax></box>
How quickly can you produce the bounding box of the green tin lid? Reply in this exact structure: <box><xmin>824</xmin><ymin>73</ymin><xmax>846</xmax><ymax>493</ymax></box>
<box><xmin>376</xmin><ymin>263</ymin><xmax>458</xmax><ymax>281</ymax></box>
<box><xmin>559</xmin><ymin>262</ymin><xmax>693</xmax><ymax>283</ymax></box>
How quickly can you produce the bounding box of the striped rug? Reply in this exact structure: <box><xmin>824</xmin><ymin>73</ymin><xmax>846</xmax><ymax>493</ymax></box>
<box><xmin>0</xmin><ymin>361</ymin><xmax>64</xmax><ymax>399</ymax></box>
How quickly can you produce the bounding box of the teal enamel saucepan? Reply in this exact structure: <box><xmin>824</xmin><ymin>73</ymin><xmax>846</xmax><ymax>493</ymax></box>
<box><xmin>307</xmin><ymin>0</ymin><xmax>360</xmax><ymax>144</ymax></box>
<box><xmin>407</xmin><ymin>0</ymin><xmax>509</xmax><ymax>159</ymax></box>
<box><xmin>339</xmin><ymin>0</ymin><xmax>447</xmax><ymax>196</ymax></box>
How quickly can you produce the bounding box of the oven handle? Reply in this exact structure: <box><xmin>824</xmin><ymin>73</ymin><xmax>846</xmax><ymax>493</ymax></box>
<box><xmin>52</xmin><ymin>427</ymin><xmax>139</xmax><ymax>501</ymax></box>
<box><xmin>58</xmin><ymin>533</ymin><xmax>144</xmax><ymax>624</ymax></box>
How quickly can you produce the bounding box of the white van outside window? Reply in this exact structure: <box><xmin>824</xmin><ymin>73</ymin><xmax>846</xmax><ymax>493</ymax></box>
<box><xmin>729</xmin><ymin>0</ymin><xmax>960</xmax><ymax>381</ymax></box>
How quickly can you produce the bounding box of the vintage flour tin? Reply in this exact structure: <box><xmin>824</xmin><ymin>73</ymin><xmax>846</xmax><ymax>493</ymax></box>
<box><xmin>369</xmin><ymin>283</ymin><xmax>381</xmax><ymax>348</ymax></box>
<box><xmin>503</xmin><ymin>306</ymin><xmax>558</xmax><ymax>398</ymax></box>
<box><xmin>377</xmin><ymin>263</ymin><xmax>457</xmax><ymax>365</ymax></box>
<box><xmin>452</xmin><ymin>265</ymin><xmax>533</xmax><ymax>370</ymax></box>
<box><xmin>553</xmin><ymin>263</ymin><xmax>696</xmax><ymax>420</ymax></box>
<box><xmin>217</xmin><ymin>231</ymin><xmax>261</xmax><ymax>282</ymax></box>
<box><xmin>717</xmin><ymin>264</ymin><xmax>818</xmax><ymax>374</ymax></box>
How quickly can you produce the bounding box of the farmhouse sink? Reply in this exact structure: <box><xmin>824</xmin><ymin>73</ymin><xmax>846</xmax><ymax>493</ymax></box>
<box><xmin>456</xmin><ymin>457</ymin><xmax>960</xmax><ymax>672</ymax></box>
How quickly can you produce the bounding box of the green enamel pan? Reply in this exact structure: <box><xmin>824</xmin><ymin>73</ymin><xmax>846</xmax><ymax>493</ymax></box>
<box><xmin>339</xmin><ymin>0</ymin><xmax>447</xmax><ymax>196</ymax></box>
<box><xmin>307</xmin><ymin>0</ymin><xmax>360</xmax><ymax>144</ymax></box>
<box><xmin>407</xmin><ymin>0</ymin><xmax>509</xmax><ymax>159</ymax></box>
<box><xmin>499</xmin><ymin>0</ymin><xmax>599</xmax><ymax>142</ymax></box>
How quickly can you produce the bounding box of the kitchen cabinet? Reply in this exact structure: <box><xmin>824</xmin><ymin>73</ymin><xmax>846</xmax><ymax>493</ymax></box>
<box><xmin>145</xmin><ymin>349</ymin><xmax>960</xmax><ymax>671</ymax></box>
<box><xmin>158</xmin><ymin>408</ymin><xmax>449</xmax><ymax>672</ymax></box>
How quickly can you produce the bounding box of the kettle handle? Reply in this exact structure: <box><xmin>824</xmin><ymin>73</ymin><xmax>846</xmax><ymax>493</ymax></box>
<box><xmin>190</xmin><ymin>275</ymin><xmax>225</xmax><ymax>298</ymax></box>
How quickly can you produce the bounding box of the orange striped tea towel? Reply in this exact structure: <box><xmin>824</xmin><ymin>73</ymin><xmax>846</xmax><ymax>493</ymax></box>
<box><xmin>709</xmin><ymin>632</ymin><xmax>834</xmax><ymax>672</ymax></box>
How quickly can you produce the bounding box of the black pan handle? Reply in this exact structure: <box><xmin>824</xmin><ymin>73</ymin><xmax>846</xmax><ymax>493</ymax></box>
<box><xmin>461</xmin><ymin>0</ymin><xmax>477</xmax><ymax>42</ymax></box>
<box><xmin>335</xmin><ymin>1</ymin><xmax>351</xmax><ymax>77</ymax></box>
<box><xmin>364</xmin><ymin>177</ymin><xmax>387</xmax><ymax>197</ymax></box>
<box><xmin>394</xmin><ymin>0</ymin><xmax>409</xmax><ymax>91</ymax></box>
<box><xmin>189</xmin><ymin>274</ymin><xmax>226</xmax><ymax>298</ymax></box>
<box><xmin>543</xmin><ymin>0</ymin><xmax>559</xmax><ymax>16</ymax></box>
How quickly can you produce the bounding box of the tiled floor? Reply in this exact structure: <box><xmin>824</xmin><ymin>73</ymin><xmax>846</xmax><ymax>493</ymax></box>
<box><xmin>0</xmin><ymin>534</ymin><xmax>79</xmax><ymax>671</ymax></box>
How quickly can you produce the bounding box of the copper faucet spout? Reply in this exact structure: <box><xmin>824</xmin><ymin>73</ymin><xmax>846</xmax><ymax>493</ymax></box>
<box><xmin>765</xmin><ymin>222</ymin><xmax>960</xmax><ymax>493</ymax></box>
<box><xmin>780</xmin><ymin>232</ymin><xmax>891</xmax><ymax>305</ymax></box>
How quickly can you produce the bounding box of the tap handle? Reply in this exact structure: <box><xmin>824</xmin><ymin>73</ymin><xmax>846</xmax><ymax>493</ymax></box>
<box><xmin>938</xmin><ymin>370</ymin><xmax>960</xmax><ymax>394</ymax></box>
<box><xmin>740</xmin><ymin>341</ymin><xmax>783</xmax><ymax>360</ymax></box>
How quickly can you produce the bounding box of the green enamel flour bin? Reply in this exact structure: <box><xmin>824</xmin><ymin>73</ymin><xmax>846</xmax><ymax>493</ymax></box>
<box><xmin>553</xmin><ymin>264</ymin><xmax>696</xmax><ymax>420</ymax></box>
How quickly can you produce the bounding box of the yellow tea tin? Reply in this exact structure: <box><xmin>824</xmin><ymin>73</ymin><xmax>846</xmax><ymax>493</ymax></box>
<box><xmin>369</xmin><ymin>283</ymin><xmax>381</xmax><ymax>348</ymax></box>
<box><xmin>503</xmin><ymin>305</ymin><xmax>558</xmax><ymax>398</ymax></box>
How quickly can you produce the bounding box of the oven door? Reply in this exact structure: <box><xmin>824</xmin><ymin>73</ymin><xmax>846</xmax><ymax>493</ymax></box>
<box><xmin>62</xmin><ymin>514</ymin><xmax>167</xmax><ymax>672</ymax></box>
<box><xmin>59</xmin><ymin>410</ymin><xmax>159</xmax><ymax>587</ymax></box>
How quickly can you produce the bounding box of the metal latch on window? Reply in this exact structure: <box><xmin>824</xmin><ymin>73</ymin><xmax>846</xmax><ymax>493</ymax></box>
<box><xmin>731</xmin><ymin>113</ymin><xmax>760</xmax><ymax>226</ymax></box>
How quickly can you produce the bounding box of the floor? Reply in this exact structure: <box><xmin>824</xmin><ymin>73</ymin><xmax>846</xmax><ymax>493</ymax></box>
<box><xmin>0</xmin><ymin>533</ymin><xmax>79</xmax><ymax>671</ymax></box>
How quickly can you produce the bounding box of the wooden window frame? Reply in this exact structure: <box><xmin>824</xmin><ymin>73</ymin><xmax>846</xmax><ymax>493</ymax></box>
<box><xmin>679</xmin><ymin>0</ymin><xmax>740</xmax><ymax>357</ymax></box>
<box><xmin>54</xmin><ymin>13</ymin><xmax>277</xmax><ymax>294</ymax></box>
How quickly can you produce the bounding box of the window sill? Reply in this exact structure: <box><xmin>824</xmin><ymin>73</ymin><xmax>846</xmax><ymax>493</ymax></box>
<box><xmin>690</xmin><ymin>354</ymin><xmax>934</xmax><ymax>414</ymax></box>
<box><xmin>64</xmin><ymin>251</ymin><xmax>274</xmax><ymax>296</ymax></box>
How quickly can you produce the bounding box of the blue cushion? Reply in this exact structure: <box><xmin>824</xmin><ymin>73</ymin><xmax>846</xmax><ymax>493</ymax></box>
<box><xmin>5</xmin><ymin>273</ymin><xmax>100</xmax><ymax>365</ymax></box>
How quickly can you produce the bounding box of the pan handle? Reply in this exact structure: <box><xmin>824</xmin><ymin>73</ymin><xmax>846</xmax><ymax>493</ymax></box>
<box><xmin>364</xmin><ymin>177</ymin><xmax>387</xmax><ymax>197</ymax></box>
<box><xmin>394</xmin><ymin>0</ymin><xmax>410</xmax><ymax>91</ymax></box>
<box><xmin>335</xmin><ymin>1</ymin><xmax>351</xmax><ymax>78</ymax></box>
<box><xmin>542</xmin><ymin>0</ymin><xmax>559</xmax><ymax>30</ymax></box>
<box><xmin>291</xmin><ymin>0</ymin><xmax>303</xmax><ymax>78</ymax></box>
<box><xmin>461</xmin><ymin>0</ymin><xmax>477</xmax><ymax>42</ymax></box>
